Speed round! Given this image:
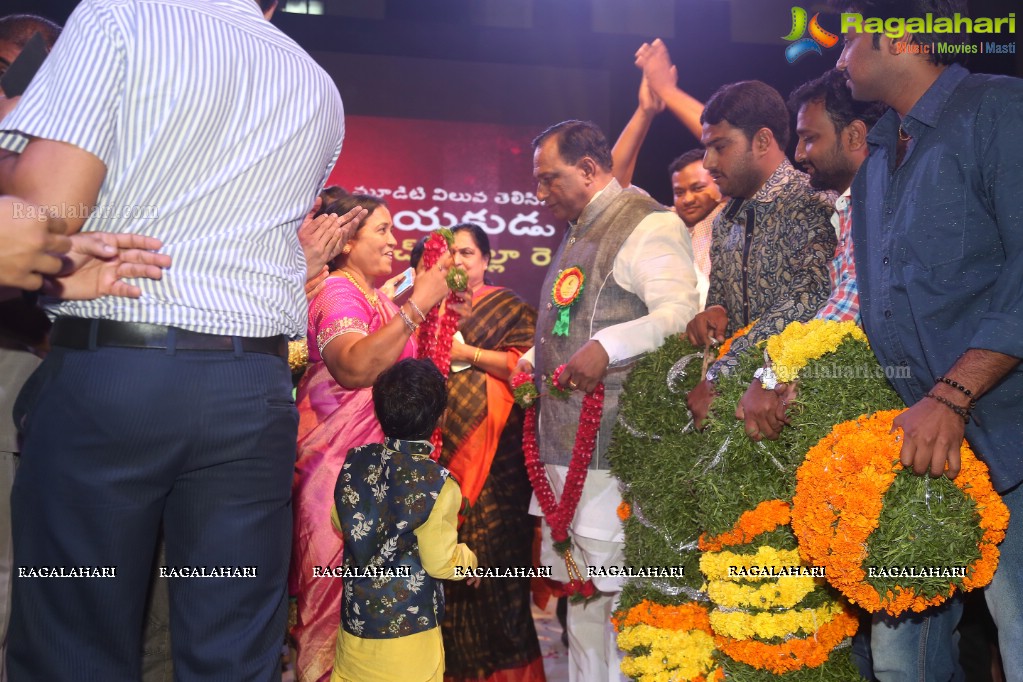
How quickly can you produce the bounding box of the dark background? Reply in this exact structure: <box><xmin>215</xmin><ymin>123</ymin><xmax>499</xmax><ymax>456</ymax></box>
<box><xmin>8</xmin><ymin>0</ymin><xmax>1020</xmax><ymax>207</ymax></box>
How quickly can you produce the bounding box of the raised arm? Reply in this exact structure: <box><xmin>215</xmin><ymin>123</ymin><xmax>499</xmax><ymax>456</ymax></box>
<box><xmin>611</xmin><ymin>75</ymin><xmax>667</xmax><ymax>188</ymax></box>
<box><xmin>634</xmin><ymin>39</ymin><xmax>704</xmax><ymax>141</ymax></box>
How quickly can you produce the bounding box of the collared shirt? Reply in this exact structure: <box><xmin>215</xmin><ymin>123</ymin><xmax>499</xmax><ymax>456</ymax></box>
<box><xmin>524</xmin><ymin>180</ymin><xmax>699</xmax><ymax>543</ymax></box>
<box><xmin>0</xmin><ymin>0</ymin><xmax>344</xmax><ymax>338</ymax></box>
<box><xmin>687</xmin><ymin>202</ymin><xmax>722</xmax><ymax>311</ymax></box>
<box><xmin>707</xmin><ymin>158</ymin><xmax>836</xmax><ymax>375</ymax></box>
<box><xmin>815</xmin><ymin>189</ymin><xmax>860</xmax><ymax>323</ymax></box>
<box><xmin>853</xmin><ymin>63</ymin><xmax>1023</xmax><ymax>492</ymax></box>
<box><xmin>522</xmin><ymin>180</ymin><xmax>700</xmax><ymax>367</ymax></box>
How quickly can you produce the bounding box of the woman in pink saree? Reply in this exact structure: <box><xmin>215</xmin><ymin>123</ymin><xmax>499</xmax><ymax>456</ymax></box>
<box><xmin>289</xmin><ymin>193</ymin><xmax>455</xmax><ymax>682</ymax></box>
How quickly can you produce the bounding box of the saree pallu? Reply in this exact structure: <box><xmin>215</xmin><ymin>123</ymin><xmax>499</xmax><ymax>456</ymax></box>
<box><xmin>290</xmin><ymin>278</ymin><xmax>415</xmax><ymax>682</ymax></box>
<box><xmin>437</xmin><ymin>287</ymin><xmax>545</xmax><ymax>681</ymax></box>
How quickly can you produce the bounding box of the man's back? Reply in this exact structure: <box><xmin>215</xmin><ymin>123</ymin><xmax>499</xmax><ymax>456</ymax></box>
<box><xmin>1</xmin><ymin>0</ymin><xmax>344</xmax><ymax>336</ymax></box>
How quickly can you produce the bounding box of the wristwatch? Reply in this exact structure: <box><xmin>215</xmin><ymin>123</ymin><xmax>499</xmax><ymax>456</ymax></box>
<box><xmin>753</xmin><ymin>366</ymin><xmax>778</xmax><ymax>391</ymax></box>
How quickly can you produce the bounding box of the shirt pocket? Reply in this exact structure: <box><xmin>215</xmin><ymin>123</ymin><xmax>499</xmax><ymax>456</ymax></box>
<box><xmin>898</xmin><ymin>196</ymin><xmax>965</xmax><ymax>268</ymax></box>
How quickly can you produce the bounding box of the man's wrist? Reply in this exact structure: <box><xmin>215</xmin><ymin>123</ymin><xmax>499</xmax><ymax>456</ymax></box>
<box><xmin>753</xmin><ymin>366</ymin><xmax>777</xmax><ymax>390</ymax></box>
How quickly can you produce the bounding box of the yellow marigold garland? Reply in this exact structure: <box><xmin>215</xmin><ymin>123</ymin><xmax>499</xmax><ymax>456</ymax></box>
<box><xmin>705</xmin><ymin>574</ymin><xmax>818</xmax><ymax>609</ymax></box>
<box><xmin>613</xmin><ymin>601</ymin><xmax>720</xmax><ymax>682</ymax></box>
<box><xmin>765</xmin><ymin>319</ymin><xmax>866</xmax><ymax>383</ymax></box>
<box><xmin>791</xmin><ymin>409</ymin><xmax>1010</xmax><ymax>616</ymax></box>
<box><xmin>715</xmin><ymin>320</ymin><xmax>756</xmax><ymax>360</ymax></box>
<box><xmin>709</xmin><ymin>601</ymin><xmax>845</xmax><ymax>641</ymax></box>
<box><xmin>700</xmin><ymin>547</ymin><xmax>803</xmax><ymax>582</ymax></box>
<box><xmin>698</xmin><ymin>499</ymin><xmax>791</xmax><ymax>552</ymax></box>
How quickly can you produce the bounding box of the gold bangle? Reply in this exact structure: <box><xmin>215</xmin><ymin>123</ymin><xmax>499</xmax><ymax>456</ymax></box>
<box><xmin>472</xmin><ymin>347</ymin><xmax>482</xmax><ymax>366</ymax></box>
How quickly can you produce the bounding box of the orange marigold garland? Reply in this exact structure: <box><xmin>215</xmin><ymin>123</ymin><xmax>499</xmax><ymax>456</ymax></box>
<box><xmin>698</xmin><ymin>499</ymin><xmax>791</xmax><ymax>552</ymax></box>
<box><xmin>714</xmin><ymin>608</ymin><xmax>859</xmax><ymax>674</ymax></box>
<box><xmin>792</xmin><ymin>409</ymin><xmax>1009</xmax><ymax>616</ymax></box>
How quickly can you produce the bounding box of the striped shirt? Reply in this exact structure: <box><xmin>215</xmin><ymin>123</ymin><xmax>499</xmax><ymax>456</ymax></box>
<box><xmin>0</xmin><ymin>0</ymin><xmax>344</xmax><ymax>337</ymax></box>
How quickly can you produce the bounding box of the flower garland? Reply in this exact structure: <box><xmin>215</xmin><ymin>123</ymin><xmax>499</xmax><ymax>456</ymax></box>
<box><xmin>612</xmin><ymin>600</ymin><xmax>711</xmax><ymax>633</ymax></box>
<box><xmin>618</xmin><ymin>625</ymin><xmax>718</xmax><ymax>682</ymax></box>
<box><xmin>698</xmin><ymin>500</ymin><xmax>791</xmax><ymax>552</ymax></box>
<box><xmin>705</xmin><ymin>574</ymin><xmax>818</xmax><ymax>610</ymax></box>
<box><xmin>699</xmin><ymin>547</ymin><xmax>803</xmax><ymax>582</ymax></box>
<box><xmin>415</xmin><ymin>229</ymin><xmax>468</xmax><ymax>452</ymax></box>
<box><xmin>716</xmin><ymin>320</ymin><xmax>757</xmax><ymax>361</ymax></box>
<box><xmin>613</xmin><ymin>602</ymin><xmax>721</xmax><ymax>682</ymax></box>
<box><xmin>791</xmin><ymin>409</ymin><xmax>1009</xmax><ymax>616</ymax></box>
<box><xmin>709</xmin><ymin>601</ymin><xmax>844</xmax><ymax>641</ymax></box>
<box><xmin>765</xmin><ymin>319</ymin><xmax>866</xmax><ymax>383</ymax></box>
<box><xmin>512</xmin><ymin>365</ymin><xmax>604</xmax><ymax>600</ymax></box>
<box><xmin>714</xmin><ymin>608</ymin><xmax>859</xmax><ymax>674</ymax></box>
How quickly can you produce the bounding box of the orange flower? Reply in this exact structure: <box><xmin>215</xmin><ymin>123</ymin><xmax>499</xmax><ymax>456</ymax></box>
<box><xmin>715</xmin><ymin>608</ymin><xmax>858</xmax><ymax>673</ymax></box>
<box><xmin>791</xmin><ymin>410</ymin><xmax>1010</xmax><ymax>616</ymax></box>
<box><xmin>698</xmin><ymin>499</ymin><xmax>791</xmax><ymax>552</ymax></box>
<box><xmin>716</xmin><ymin>320</ymin><xmax>757</xmax><ymax>360</ymax></box>
<box><xmin>617</xmin><ymin>501</ymin><xmax>631</xmax><ymax>522</ymax></box>
<box><xmin>612</xmin><ymin>600</ymin><xmax>712</xmax><ymax>634</ymax></box>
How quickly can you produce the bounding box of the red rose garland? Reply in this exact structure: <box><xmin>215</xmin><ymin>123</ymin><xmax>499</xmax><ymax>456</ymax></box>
<box><xmin>416</xmin><ymin>229</ymin><xmax>467</xmax><ymax>453</ymax></box>
<box><xmin>512</xmin><ymin>365</ymin><xmax>604</xmax><ymax>600</ymax></box>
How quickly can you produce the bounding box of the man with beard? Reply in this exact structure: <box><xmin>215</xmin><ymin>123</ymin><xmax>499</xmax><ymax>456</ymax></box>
<box><xmin>684</xmin><ymin>80</ymin><xmax>835</xmax><ymax>428</ymax></box>
<box><xmin>835</xmin><ymin>0</ymin><xmax>1023</xmax><ymax>678</ymax></box>
<box><xmin>736</xmin><ymin>69</ymin><xmax>884</xmax><ymax>442</ymax></box>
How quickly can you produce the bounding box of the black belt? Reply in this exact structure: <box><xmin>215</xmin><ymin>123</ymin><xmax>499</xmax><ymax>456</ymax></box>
<box><xmin>50</xmin><ymin>318</ymin><xmax>288</xmax><ymax>359</ymax></box>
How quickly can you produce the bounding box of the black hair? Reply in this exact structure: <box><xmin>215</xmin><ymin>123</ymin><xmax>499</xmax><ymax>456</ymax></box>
<box><xmin>258</xmin><ymin>0</ymin><xmax>278</xmax><ymax>14</ymax></box>
<box><xmin>409</xmin><ymin>235</ymin><xmax>429</xmax><ymax>270</ymax></box>
<box><xmin>701</xmin><ymin>80</ymin><xmax>791</xmax><ymax>150</ymax></box>
<box><xmin>319</xmin><ymin>185</ymin><xmax>348</xmax><ymax>207</ymax></box>
<box><xmin>668</xmin><ymin>149</ymin><xmax>707</xmax><ymax>176</ymax></box>
<box><xmin>451</xmin><ymin>223</ymin><xmax>491</xmax><ymax>264</ymax></box>
<box><xmin>320</xmin><ymin>193</ymin><xmax>386</xmax><ymax>270</ymax></box>
<box><xmin>0</xmin><ymin>15</ymin><xmax>62</xmax><ymax>49</ymax></box>
<box><xmin>372</xmin><ymin>358</ymin><xmax>448</xmax><ymax>441</ymax></box>
<box><xmin>788</xmin><ymin>69</ymin><xmax>887</xmax><ymax>134</ymax></box>
<box><xmin>832</xmin><ymin>0</ymin><xmax>970</xmax><ymax>65</ymax></box>
<box><xmin>531</xmin><ymin>120</ymin><xmax>613</xmax><ymax>172</ymax></box>
<box><xmin>451</xmin><ymin>222</ymin><xmax>492</xmax><ymax>286</ymax></box>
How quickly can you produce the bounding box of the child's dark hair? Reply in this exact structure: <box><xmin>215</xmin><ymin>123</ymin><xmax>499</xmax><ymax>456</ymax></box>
<box><xmin>372</xmin><ymin>358</ymin><xmax>448</xmax><ymax>441</ymax></box>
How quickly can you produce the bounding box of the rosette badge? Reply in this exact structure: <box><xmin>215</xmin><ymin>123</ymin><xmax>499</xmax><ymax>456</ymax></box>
<box><xmin>551</xmin><ymin>266</ymin><xmax>585</xmax><ymax>336</ymax></box>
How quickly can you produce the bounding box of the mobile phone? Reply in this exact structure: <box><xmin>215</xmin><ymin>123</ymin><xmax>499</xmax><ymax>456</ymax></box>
<box><xmin>391</xmin><ymin>267</ymin><xmax>415</xmax><ymax>298</ymax></box>
<box><xmin>1</xmin><ymin>33</ymin><xmax>48</xmax><ymax>98</ymax></box>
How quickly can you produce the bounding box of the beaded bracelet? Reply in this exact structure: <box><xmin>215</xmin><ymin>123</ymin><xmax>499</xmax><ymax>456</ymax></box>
<box><xmin>935</xmin><ymin>376</ymin><xmax>977</xmax><ymax>409</ymax></box>
<box><xmin>408</xmin><ymin>299</ymin><xmax>428</xmax><ymax>323</ymax></box>
<box><xmin>923</xmin><ymin>392</ymin><xmax>970</xmax><ymax>424</ymax></box>
<box><xmin>397</xmin><ymin>306</ymin><xmax>418</xmax><ymax>335</ymax></box>
<box><xmin>472</xmin><ymin>347</ymin><xmax>482</xmax><ymax>366</ymax></box>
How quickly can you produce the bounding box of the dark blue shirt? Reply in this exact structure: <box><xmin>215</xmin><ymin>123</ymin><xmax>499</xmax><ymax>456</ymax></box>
<box><xmin>852</xmin><ymin>63</ymin><xmax>1023</xmax><ymax>492</ymax></box>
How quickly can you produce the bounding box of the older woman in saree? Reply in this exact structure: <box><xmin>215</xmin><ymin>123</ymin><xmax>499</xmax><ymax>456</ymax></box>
<box><xmin>289</xmin><ymin>193</ymin><xmax>456</xmax><ymax>682</ymax></box>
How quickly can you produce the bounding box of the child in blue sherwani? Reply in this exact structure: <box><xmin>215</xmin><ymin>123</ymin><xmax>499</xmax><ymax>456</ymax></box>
<box><xmin>330</xmin><ymin>358</ymin><xmax>477</xmax><ymax>682</ymax></box>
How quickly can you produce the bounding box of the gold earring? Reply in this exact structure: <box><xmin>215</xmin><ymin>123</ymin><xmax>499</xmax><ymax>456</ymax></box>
<box><xmin>342</xmin><ymin>245</ymin><xmax>352</xmax><ymax>254</ymax></box>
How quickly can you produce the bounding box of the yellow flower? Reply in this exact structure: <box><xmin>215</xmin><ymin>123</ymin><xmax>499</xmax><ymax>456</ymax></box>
<box><xmin>766</xmin><ymin>319</ymin><xmax>866</xmax><ymax>383</ymax></box>
<box><xmin>618</xmin><ymin>624</ymin><xmax>716</xmax><ymax>681</ymax></box>
<box><xmin>709</xmin><ymin>601</ymin><xmax>845</xmax><ymax>640</ymax></box>
<box><xmin>699</xmin><ymin>547</ymin><xmax>803</xmax><ymax>581</ymax></box>
<box><xmin>705</xmin><ymin>574</ymin><xmax>818</xmax><ymax>609</ymax></box>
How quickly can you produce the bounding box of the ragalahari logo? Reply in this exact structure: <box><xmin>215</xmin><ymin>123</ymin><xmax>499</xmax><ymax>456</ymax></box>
<box><xmin>783</xmin><ymin>7</ymin><xmax>840</xmax><ymax>62</ymax></box>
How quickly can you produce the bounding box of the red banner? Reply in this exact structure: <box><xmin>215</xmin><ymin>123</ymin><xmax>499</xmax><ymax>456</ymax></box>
<box><xmin>328</xmin><ymin>115</ymin><xmax>563</xmax><ymax>307</ymax></box>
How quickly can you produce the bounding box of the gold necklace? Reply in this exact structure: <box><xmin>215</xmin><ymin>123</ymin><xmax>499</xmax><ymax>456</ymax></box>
<box><xmin>898</xmin><ymin>125</ymin><xmax>911</xmax><ymax>142</ymax></box>
<box><xmin>339</xmin><ymin>269</ymin><xmax>379</xmax><ymax>307</ymax></box>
